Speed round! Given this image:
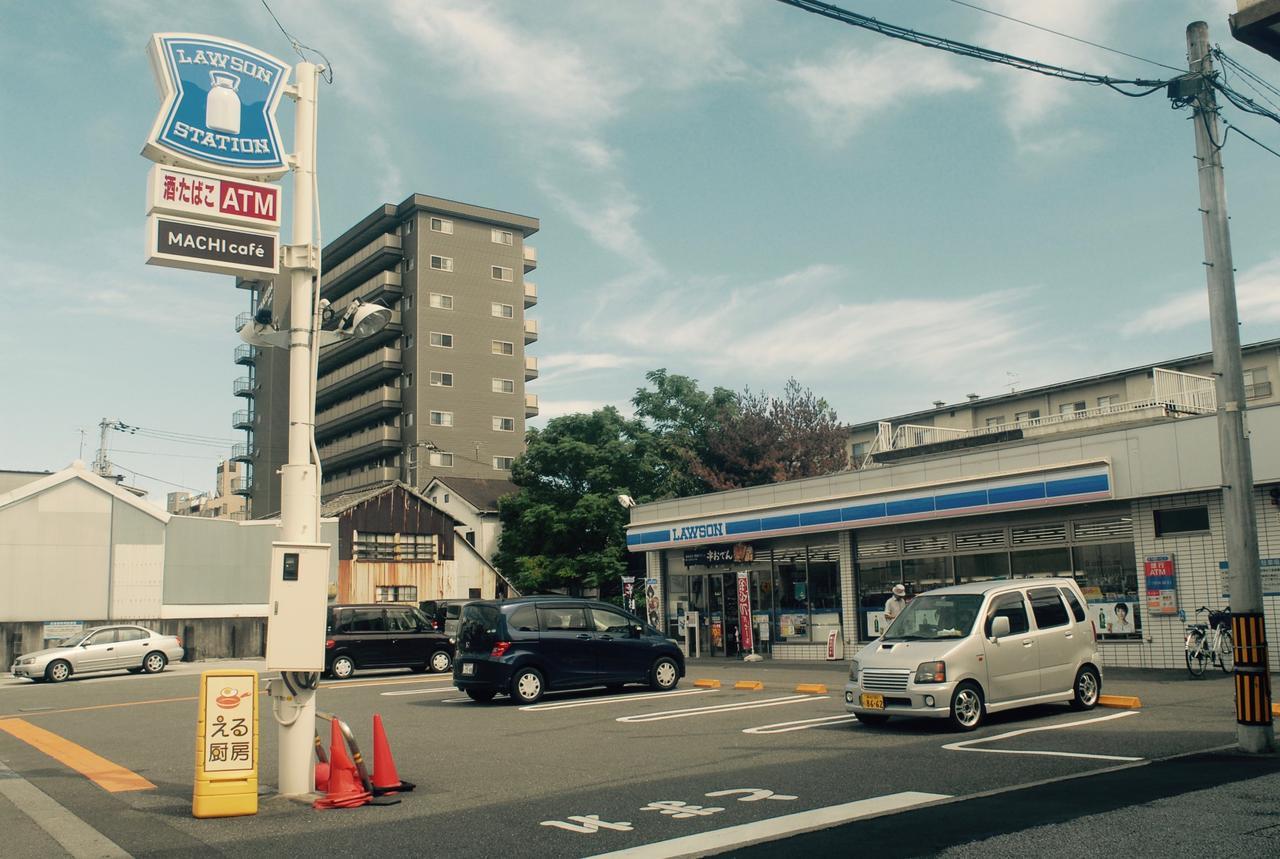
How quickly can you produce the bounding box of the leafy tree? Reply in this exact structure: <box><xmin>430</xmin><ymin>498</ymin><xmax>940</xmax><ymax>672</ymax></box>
<box><xmin>631</xmin><ymin>369</ymin><xmax>737</xmax><ymax>498</ymax></box>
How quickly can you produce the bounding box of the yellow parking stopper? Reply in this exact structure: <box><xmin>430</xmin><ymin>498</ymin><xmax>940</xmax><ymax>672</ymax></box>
<box><xmin>734</xmin><ymin>680</ymin><xmax>764</xmax><ymax>691</ymax></box>
<box><xmin>1271</xmin><ymin>703</ymin><xmax>1280</xmax><ymax>718</ymax></box>
<box><xmin>1097</xmin><ymin>694</ymin><xmax>1142</xmax><ymax>710</ymax></box>
<box><xmin>795</xmin><ymin>683</ymin><xmax>828</xmax><ymax>694</ymax></box>
<box><xmin>693</xmin><ymin>678</ymin><xmax>721</xmax><ymax>689</ymax></box>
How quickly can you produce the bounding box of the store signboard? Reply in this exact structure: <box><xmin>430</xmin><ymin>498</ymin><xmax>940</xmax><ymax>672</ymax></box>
<box><xmin>1143</xmin><ymin>553</ymin><xmax>1178</xmax><ymax>616</ymax></box>
<box><xmin>736</xmin><ymin>571</ymin><xmax>754</xmax><ymax>652</ymax></box>
<box><xmin>147</xmin><ymin>164</ymin><xmax>281</xmax><ymax>228</ymax></box>
<box><xmin>1219</xmin><ymin>558</ymin><xmax>1280</xmax><ymax>597</ymax></box>
<box><xmin>146</xmin><ymin>214</ymin><xmax>279</xmax><ymax>276</ymax></box>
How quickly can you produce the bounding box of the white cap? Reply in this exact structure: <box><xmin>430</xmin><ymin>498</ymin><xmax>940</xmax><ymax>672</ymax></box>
<box><xmin>892</xmin><ymin>584</ymin><xmax>906</xmax><ymax>597</ymax></box>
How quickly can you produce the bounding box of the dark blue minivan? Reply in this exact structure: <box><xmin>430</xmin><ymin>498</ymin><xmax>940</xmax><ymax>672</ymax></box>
<box><xmin>453</xmin><ymin>597</ymin><xmax>685</xmax><ymax>704</ymax></box>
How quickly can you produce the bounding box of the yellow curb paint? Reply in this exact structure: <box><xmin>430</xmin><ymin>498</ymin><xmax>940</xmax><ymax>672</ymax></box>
<box><xmin>734</xmin><ymin>681</ymin><xmax>764</xmax><ymax>691</ymax></box>
<box><xmin>1271</xmin><ymin>703</ymin><xmax>1280</xmax><ymax>718</ymax></box>
<box><xmin>693</xmin><ymin>679</ymin><xmax>721</xmax><ymax>689</ymax></box>
<box><xmin>795</xmin><ymin>683</ymin><xmax>829</xmax><ymax>694</ymax></box>
<box><xmin>0</xmin><ymin>718</ymin><xmax>155</xmax><ymax>793</ymax></box>
<box><xmin>1097</xmin><ymin>694</ymin><xmax>1142</xmax><ymax>709</ymax></box>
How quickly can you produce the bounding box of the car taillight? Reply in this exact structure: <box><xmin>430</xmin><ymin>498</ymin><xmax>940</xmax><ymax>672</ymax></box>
<box><xmin>490</xmin><ymin>641</ymin><xmax>511</xmax><ymax>658</ymax></box>
<box><xmin>325</xmin><ymin>639</ymin><xmax>336</xmax><ymax>649</ymax></box>
<box><xmin>175</xmin><ymin>637</ymin><xmax>182</xmax><ymax>647</ymax></box>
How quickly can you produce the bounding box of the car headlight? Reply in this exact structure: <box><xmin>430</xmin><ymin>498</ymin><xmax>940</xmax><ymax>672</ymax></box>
<box><xmin>914</xmin><ymin>661</ymin><xmax>947</xmax><ymax>683</ymax></box>
<box><xmin>19</xmin><ymin>657</ymin><xmax>36</xmax><ymax>665</ymax></box>
<box><xmin>848</xmin><ymin>659</ymin><xmax>859</xmax><ymax>682</ymax></box>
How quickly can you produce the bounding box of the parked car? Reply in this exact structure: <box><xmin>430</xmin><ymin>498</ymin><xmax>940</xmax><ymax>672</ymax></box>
<box><xmin>453</xmin><ymin>596</ymin><xmax>685</xmax><ymax>704</ymax></box>
<box><xmin>419</xmin><ymin>599</ymin><xmax>468</xmax><ymax>637</ymax></box>
<box><xmin>325</xmin><ymin>604</ymin><xmax>455</xmax><ymax>680</ymax></box>
<box><xmin>10</xmin><ymin>625</ymin><xmax>184</xmax><ymax>683</ymax></box>
<box><xmin>845</xmin><ymin>577</ymin><xmax>1102</xmax><ymax>731</ymax></box>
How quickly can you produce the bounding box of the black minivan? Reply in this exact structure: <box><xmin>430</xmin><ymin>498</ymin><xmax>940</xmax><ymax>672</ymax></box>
<box><xmin>325</xmin><ymin>604</ymin><xmax>455</xmax><ymax>680</ymax></box>
<box><xmin>453</xmin><ymin>597</ymin><xmax>685</xmax><ymax>704</ymax></box>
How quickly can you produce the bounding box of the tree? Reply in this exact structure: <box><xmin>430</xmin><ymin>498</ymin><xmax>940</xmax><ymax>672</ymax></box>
<box><xmin>631</xmin><ymin>369</ymin><xmax>737</xmax><ymax>498</ymax></box>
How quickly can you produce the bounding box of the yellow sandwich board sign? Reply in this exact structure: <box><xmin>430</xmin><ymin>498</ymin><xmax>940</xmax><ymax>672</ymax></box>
<box><xmin>193</xmin><ymin>669</ymin><xmax>259</xmax><ymax>818</ymax></box>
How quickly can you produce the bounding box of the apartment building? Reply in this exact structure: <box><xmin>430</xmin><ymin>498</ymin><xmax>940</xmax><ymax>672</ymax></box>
<box><xmin>239</xmin><ymin>194</ymin><xmax>540</xmax><ymax>515</ymax></box>
<box><xmin>165</xmin><ymin>459</ymin><xmax>247</xmax><ymax>520</ymax></box>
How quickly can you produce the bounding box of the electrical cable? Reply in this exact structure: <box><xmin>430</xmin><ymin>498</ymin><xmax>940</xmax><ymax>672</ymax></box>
<box><xmin>260</xmin><ymin>0</ymin><xmax>334</xmax><ymax>83</ymax></box>
<box><xmin>1222</xmin><ymin>116</ymin><xmax>1280</xmax><ymax>160</ymax></box>
<box><xmin>945</xmin><ymin>0</ymin><xmax>1185</xmax><ymax>73</ymax></box>
<box><xmin>111</xmin><ymin>462</ymin><xmax>203</xmax><ymax>492</ymax></box>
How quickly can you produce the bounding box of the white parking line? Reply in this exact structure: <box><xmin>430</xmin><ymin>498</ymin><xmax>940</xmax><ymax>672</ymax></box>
<box><xmin>0</xmin><ymin>760</ymin><xmax>130</xmax><ymax>858</ymax></box>
<box><xmin>521</xmin><ymin>688</ymin><xmax>716</xmax><ymax>712</ymax></box>
<box><xmin>381</xmin><ymin>686</ymin><xmax>461</xmax><ymax>697</ymax></box>
<box><xmin>617</xmin><ymin>695</ymin><xmax>827</xmax><ymax>724</ymax></box>
<box><xmin>743</xmin><ymin>714</ymin><xmax>861</xmax><ymax>734</ymax></box>
<box><xmin>942</xmin><ymin>710</ymin><xmax>1143</xmax><ymax>761</ymax></box>
<box><xmin>583</xmin><ymin>791</ymin><xmax>951</xmax><ymax>858</ymax></box>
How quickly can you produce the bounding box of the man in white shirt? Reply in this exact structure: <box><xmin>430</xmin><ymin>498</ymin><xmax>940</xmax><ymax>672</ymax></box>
<box><xmin>884</xmin><ymin>584</ymin><xmax>908</xmax><ymax>627</ymax></box>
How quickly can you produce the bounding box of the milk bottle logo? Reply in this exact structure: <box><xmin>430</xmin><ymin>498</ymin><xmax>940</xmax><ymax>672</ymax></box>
<box><xmin>206</xmin><ymin>71</ymin><xmax>241</xmax><ymax>135</ymax></box>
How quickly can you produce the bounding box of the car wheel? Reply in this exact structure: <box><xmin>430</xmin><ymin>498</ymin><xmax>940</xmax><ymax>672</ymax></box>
<box><xmin>429</xmin><ymin>650</ymin><xmax>452</xmax><ymax>673</ymax></box>
<box><xmin>1069</xmin><ymin>666</ymin><xmax>1101</xmax><ymax>711</ymax></box>
<box><xmin>649</xmin><ymin>657</ymin><xmax>679</xmax><ymax>691</ymax></box>
<box><xmin>948</xmin><ymin>681</ymin><xmax>984</xmax><ymax>732</ymax></box>
<box><xmin>511</xmin><ymin>667</ymin><xmax>545</xmax><ymax>704</ymax></box>
<box><xmin>854</xmin><ymin>713</ymin><xmax>889</xmax><ymax>726</ymax></box>
<box><xmin>142</xmin><ymin>652</ymin><xmax>168</xmax><ymax>674</ymax></box>
<box><xmin>466</xmin><ymin>688</ymin><xmax>497</xmax><ymax>703</ymax></box>
<box><xmin>330</xmin><ymin>656</ymin><xmax>355</xmax><ymax>680</ymax></box>
<box><xmin>46</xmin><ymin>660</ymin><xmax>71</xmax><ymax>683</ymax></box>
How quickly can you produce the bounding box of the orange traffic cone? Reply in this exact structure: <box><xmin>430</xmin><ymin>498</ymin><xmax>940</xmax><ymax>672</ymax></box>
<box><xmin>371</xmin><ymin>713</ymin><xmax>415</xmax><ymax>795</ymax></box>
<box><xmin>313</xmin><ymin>719</ymin><xmax>371</xmax><ymax>810</ymax></box>
<box><xmin>314</xmin><ymin>762</ymin><xmax>330</xmax><ymax>794</ymax></box>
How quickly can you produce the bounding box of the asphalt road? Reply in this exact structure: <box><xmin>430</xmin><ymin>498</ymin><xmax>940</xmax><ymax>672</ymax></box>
<box><xmin>0</xmin><ymin>658</ymin><xmax>1264</xmax><ymax>858</ymax></box>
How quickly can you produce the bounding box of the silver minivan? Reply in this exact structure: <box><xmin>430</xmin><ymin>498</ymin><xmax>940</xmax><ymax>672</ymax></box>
<box><xmin>844</xmin><ymin>577</ymin><xmax>1102</xmax><ymax>731</ymax></box>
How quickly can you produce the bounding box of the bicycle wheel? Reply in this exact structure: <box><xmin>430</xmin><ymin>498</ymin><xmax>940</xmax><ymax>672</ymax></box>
<box><xmin>1186</xmin><ymin>634</ymin><xmax>1207</xmax><ymax>677</ymax></box>
<box><xmin>1218</xmin><ymin>628</ymin><xmax>1234</xmax><ymax>674</ymax></box>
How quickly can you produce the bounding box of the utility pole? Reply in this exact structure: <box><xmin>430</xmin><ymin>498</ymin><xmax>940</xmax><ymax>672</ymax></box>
<box><xmin>1183</xmin><ymin>21</ymin><xmax>1274</xmax><ymax>753</ymax></box>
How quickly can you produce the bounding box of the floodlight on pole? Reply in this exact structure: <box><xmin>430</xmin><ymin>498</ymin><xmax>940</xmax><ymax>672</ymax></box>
<box><xmin>617</xmin><ymin>494</ymin><xmax>636</xmax><ymax>509</ymax></box>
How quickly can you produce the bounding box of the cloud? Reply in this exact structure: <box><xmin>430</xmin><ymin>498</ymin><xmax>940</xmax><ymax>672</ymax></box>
<box><xmin>779</xmin><ymin>42</ymin><xmax>981</xmax><ymax>145</ymax></box>
<box><xmin>1123</xmin><ymin>258</ymin><xmax>1280</xmax><ymax>335</ymax></box>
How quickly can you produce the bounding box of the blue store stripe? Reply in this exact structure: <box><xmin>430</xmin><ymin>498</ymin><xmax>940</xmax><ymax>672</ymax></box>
<box><xmin>760</xmin><ymin>514</ymin><xmax>800</xmax><ymax>531</ymax></box>
<box><xmin>989</xmin><ymin>482</ymin><xmax>1045</xmax><ymax>504</ymax></box>
<box><xmin>934</xmin><ymin>489</ymin><xmax>989</xmax><ymax>511</ymax></box>
<box><xmin>842</xmin><ymin>502</ymin><xmax>886</xmax><ymax>522</ymax></box>
<box><xmin>799</xmin><ymin>508</ymin><xmax>842</xmax><ymax>526</ymax></box>
<box><xmin>726</xmin><ymin>519</ymin><xmax>761</xmax><ymax>535</ymax></box>
<box><xmin>886</xmin><ymin>497</ymin><xmax>934</xmax><ymax>516</ymax></box>
<box><xmin>1045</xmin><ymin>474</ymin><xmax>1109</xmax><ymax>497</ymax></box>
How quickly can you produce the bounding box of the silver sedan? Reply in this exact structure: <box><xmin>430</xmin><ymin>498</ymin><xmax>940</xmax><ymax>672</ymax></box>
<box><xmin>9</xmin><ymin>625</ymin><xmax>184</xmax><ymax>683</ymax></box>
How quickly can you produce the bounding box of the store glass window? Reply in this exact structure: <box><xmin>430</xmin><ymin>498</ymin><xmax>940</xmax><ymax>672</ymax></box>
<box><xmin>857</xmin><ymin>558</ymin><xmax>901</xmax><ymax>640</ymax></box>
<box><xmin>772</xmin><ymin>546</ymin><xmax>807</xmax><ymax>642</ymax></box>
<box><xmin>903</xmin><ymin>556</ymin><xmax>951</xmax><ymax>593</ymax></box>
<box><xmin>1010</xmin><ymin>546</ymin><xmax>1072</xmax><ymax>578</ymax></box>
<box><xmin>807</xmin><ymin>545</ymin><xmax>841</xmax><ymax>641</ymax></box>
<box><xmin>954</xmin><ymin>552</ymin><xmax>1010</xmax><ymax>583</ymax></box>
<box><xmin>1072</xmin><ymin>542</ymin><xmax>1141</xmax><ymax>640</ymax></box>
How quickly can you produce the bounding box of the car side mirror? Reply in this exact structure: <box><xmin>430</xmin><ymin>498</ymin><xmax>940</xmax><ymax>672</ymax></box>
<box><xmin>990</xmin><ymin>616</ymin><xmax>1011</xmax><ymax>640</ymax></box>
<box><xmin>632</xmin><ymin>624</ymin><xmax>644</xmax><ymax>638</ymax></box>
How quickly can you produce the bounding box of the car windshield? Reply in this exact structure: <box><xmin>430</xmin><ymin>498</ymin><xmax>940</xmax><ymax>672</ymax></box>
<box><xmin>882</xmin><ymin>594</ymin><xmax>983</xmax><ymax>641</ymax></box>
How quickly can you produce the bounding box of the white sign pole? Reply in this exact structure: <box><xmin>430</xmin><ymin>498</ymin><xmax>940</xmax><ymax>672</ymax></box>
<box><xmin>275</xmin><ymin>61</ymin><xmax>323</xmax><ymax>798</ymax></box>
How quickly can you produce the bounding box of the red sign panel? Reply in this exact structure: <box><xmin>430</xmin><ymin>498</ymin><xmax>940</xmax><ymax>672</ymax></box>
<box><xmin>736</xmin><ymin>571</ymin><xmax>753</xmax><ymax>653</ymax></box>
<box><xmin>147</xmin><ymin>164</ymin><xmax>282</xmax><ymax>229</ymax></box>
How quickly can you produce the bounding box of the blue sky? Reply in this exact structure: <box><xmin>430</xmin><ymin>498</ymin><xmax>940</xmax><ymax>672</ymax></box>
<box><xmin>3</xmin><ymin>0</ymin><xmax>1279</xmax><ymax>502</ymax></box>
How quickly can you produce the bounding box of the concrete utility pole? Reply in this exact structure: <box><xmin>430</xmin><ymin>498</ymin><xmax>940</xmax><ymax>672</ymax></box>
<box><xmin>1184</xmin><ymin>21</ymin><xmax>1274</xmax><ymax>753</ymax></box>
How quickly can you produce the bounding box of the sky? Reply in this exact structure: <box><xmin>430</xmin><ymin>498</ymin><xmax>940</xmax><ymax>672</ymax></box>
<box><xmin>3</xmin><ymin>0</ymin><xmax>1280</xmax><ymax>505</ymax></box>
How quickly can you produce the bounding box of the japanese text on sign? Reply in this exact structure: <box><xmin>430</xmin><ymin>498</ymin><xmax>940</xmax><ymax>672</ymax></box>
<box><xmin>203</xmin><ymin>676</ymin><xmax>255</xmax><ymax>774</ymax></box>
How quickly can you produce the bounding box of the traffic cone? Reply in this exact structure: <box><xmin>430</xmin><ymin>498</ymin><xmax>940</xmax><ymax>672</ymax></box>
<box><xmin>313</xmin><ymin>719</ymin><xmax>371</xmax><ymax>810</ymax></box>
<box><xmin>314</xmin><ymin>762</ymin><xmax>330</xmax><ymax>794</ymax></box>
<box><xmin>371</xmin><ymin>713</ymin><xmax>415</xmax><ymax>795</ymax></box>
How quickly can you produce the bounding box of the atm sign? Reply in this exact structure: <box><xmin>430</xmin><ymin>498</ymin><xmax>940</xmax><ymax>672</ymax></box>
<box><xmin>147</xmin><ymin>164</ymin><xmax>281</xmax><ymax>229</ymax></box>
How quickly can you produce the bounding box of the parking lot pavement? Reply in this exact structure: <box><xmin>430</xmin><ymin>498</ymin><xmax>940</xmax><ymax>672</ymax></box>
<box><xmin>0</xmin><ymin>659</ymin><xmax>1264</xmax><ymax>857</ymax></box>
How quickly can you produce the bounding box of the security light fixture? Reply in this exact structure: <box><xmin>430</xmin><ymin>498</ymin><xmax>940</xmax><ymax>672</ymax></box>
<box><xmin>617</xmin><ymin>494</ymin><xmax>636</xmax><ymax>508</ymax></box>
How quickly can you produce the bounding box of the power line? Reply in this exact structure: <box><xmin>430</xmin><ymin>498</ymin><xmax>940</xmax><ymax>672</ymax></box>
<box><xmin>260</xmin><ymin>0</ymin><xmax>334</xmax><ymax>83</ymax></box>
<box><xmin>945</xmin><ymin>0</ymin><xmax>1185</xmax><ymax>74</ymax></box>
<box><xmin>112</xmin><ymin>462</ymin><xmax>203</xmax><ymax>492</ymax></box>
<box><xmin>1223</xmin><ymin>116</ymin><xmax>1280</xmax><ymax>160</ymax></box>
<box><xmin>774</xmin><ymin>0</ymin><xmax>1175</xmax><ymax>96</ymax></box>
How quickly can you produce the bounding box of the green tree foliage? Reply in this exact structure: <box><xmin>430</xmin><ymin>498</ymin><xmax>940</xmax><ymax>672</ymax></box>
<box><xmin>631</xmin><ymin>369</ymin><xmax>737</xmax><ymax>498</ymax></box>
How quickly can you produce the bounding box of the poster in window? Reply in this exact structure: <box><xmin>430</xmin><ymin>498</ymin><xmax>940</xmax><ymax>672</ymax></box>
<box><xmin>1091</xmin><ymin>600</ymin><xmax>1141</xmax><ymax>638</ymax></box>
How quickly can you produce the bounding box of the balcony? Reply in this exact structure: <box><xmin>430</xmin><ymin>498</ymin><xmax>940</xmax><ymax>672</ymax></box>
<box><xmin>523</xmin><ymin>244</ymin><xmax>537</xmax><ymax>273</ymax></box>
<box><xmin>317</xmin><ymin>346</ymin><xmax>403</xmax><ymax>408</ymax></box>
<box><xmin>525</xmin><ymin>393</ymin><xmax>539</xmax><ymax>418</ymax></box>
<box><xmin>235</xmin><ymin>311</ymin><xmax>253</xmax><ymax>333</ymax></box>
<box><xmin>322</xmin><ymin>466</ymin><xmax>399</xmax><ymax>499</ymax></box>
<box><xmin>234</xmin><ymin>344</ymin><xmax>257</xmax><ymax>366</ymax></box>
<box><xmin>232</xmin><ymin>409</ymin><xmax>254</xmax><ymax>431</ymax></box>
<box><xmin>1246</xmin><ymin>381</ymin><xmax>1273</xmax><ymax>400</ymax></box>
<box><xmin>523</xmin><ymin>318</ymin><xmax>539</xmax><ymax>344</ymax></box>
<box><xmin>524</xmin><ymin>281</ymin><xmax>538</xmax><ymax>308</ymax></box>
<box><xmin>233</xmin><ymin>464</ymin><xmax>253</xmax><ymax>496</ymax></box>
<box><xmin>330</xmin><ymin>270</ymin><xmax>402</xmax><ymax>311</ymax></box>
<box><xmin>524</xmin><ymin>355</ymin><xmax>538</xmax><ymax>381</ymax></box>
<box><xmin>230</xmin><ymin>442</ymin><xmax>252</xmax><ymax>463</ymax></box>
<box><xmin>233</xmin><ymin>376</ymin><xmax>255</xmax><ymax>398</ymax></box>
<box><xmin>321</xmin><ymin>233</ymin><xmax>403</xmax><ymax>300</ymax></box>
<box><xmin>317</xmin><ymin>310</ymin><xmax>403</xmax><ymax>373</ymax></box>
<box><xmin>317</xmin><ymin>424</ymin><xmax>402</xmax><ymax>471</ymax></box>
<box><xmin>315</xmin><ymin>385</ymin><xmax>402</xmax><ymax>440</ymax></box>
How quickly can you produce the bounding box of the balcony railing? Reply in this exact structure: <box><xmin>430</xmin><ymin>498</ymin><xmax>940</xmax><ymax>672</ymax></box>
<box><xmin>322</xmin><ymin>466</ymin><xmax>399</xmax><ymax>497</ymax></box>
<box><xmin>233</xmin><ymin>376</ymin><xmax>255</xmax><ymax>398</ymax></box>
<box><xmin>235</xmin><ymin>311</ymin><xmax>253</xmax><ymax>333</ymax></box>
<box><xmin>523</xmin><ymin>318</ymin><xmax>539</xmax><ymax>344</ymax></box>
<box><xmin>234</xmin><ymin>344</ymin><xmax>256</xmax><ymax>366</ymax></box>
<box><xmin>525</xmin><ymin>393</ymin><xmax>539</xmax><ymax>418</ymax></box>
<box><xmin>317</xmin><ymin>310</ymin><xmax>402</xmax><ymax>372</ymax></box>
<box><xmin>524</xmin><ymin>281</ymin><xmax>538</xmax><ymax>308</ymax></box>
<box><xmin>523</xmin><ymin>244</ymin><xmax>537</xmax><ymax>273</ymax></box>
<box><xmin>317</xmin><ymin>346</ymin><xmax>403</xmax><ymax>407</ymax></box>
<box><xmin>230</xmin><ymin>442</ymin><xmax>252</xmax><ymax>463</ymax></box>
<box><xmin>329</xmin><ymin>270</ymin><xmax>403</xmax><ymax>312</ymax></box>
<box><xmin>321</xmin><ymin>233</ymin><xmax>402</xmax><ymax>299</ymax></box>
<box><xmin>1246</xmin><ymin>381</ymin><xmax>1273</xmax><ymax>400</ymax></box>
<box><xmin>232</xmin><ymin>409</ymin><xmax>254</xmax><ymax>430</ymax></box>
<box><xmin>524</xmin><ymin>355</ymin><xmax>538</xmax><ymax>381</ymax></box>
<box><xmin>317</xmin><ymin>425</ymin><xmax>402</xmax><ymax>471</ymax></box>
<box><xmin>315</xmin><ymin>386</ymin><xmax>402</xmax><ymax>439</ymax></box>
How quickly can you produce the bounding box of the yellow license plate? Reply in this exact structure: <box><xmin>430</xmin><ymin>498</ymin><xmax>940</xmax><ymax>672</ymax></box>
<box><xmin>860</xmin><ymin>693</ymin><xmax>885</xmax><ymax>710</ymax></box>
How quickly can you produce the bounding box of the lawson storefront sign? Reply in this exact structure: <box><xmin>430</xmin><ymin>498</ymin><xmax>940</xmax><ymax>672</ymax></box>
<box><xmin>626</xmin><ymin>462</ymin><xmax>1112</xmax><ymax>551</ymax></box>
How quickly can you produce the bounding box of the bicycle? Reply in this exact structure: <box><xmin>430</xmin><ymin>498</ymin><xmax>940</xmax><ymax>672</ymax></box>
<box><xmin>1184</xmin><ymin>606</ymin><xmax>1233</xmax><ymax>677</ymax></box>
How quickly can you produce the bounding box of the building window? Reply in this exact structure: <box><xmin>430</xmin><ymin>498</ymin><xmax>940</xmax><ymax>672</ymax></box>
<box><xmin>429</xmin><ymin>410</ymin><xmax>453</xmax><ymax>427</ymax></box>
<box><xmin>404</xmin><ymin>334</ymin><xmax>414</xmax><ymax>348</ymax></box>
<box><xmin>851</xmin><ymin>441</ymin><xmax>869</xmax><ymax>461</ymax></box>
<box><xmin>985</xmin><ymin>416</ymin><xmax>1005</xmax><ymax>427</ymax></box>
<box><xmin>429</xmin><ymin>371</ymin><xmax>453</xmax><ymax>387</ymax></box>
<box><xmin>429</xmin><ymin>452</ymin><xmax>454</xmax><ymax>467</ymax></box>
<box><xmin>1153</xmin><ymin>506</ymin><xmax>1211</xmax><ymax>537</ymax></box>
<box><xmin>375</xmin><ymin>585</ymin><xmax>419</xmax><ymax>603</ymax></box>
<box><xmin>493</xmin><ymin>416</ymin><xmax>515</xmax><ymax>432</ymax></box>
<box><xmin>491</xmin><ymin>228</ymin><xmax>513</xmax><ymax>245</ymax></box>
<box><xmin>430</xmin><ymin>217</ymin><xmax>453</xmax><ymax>235</ymax></box>
<box><xmin>492</xmin><ymin>378</ymin><xmax>515</xmax><ymax>394</ymax></box>
<box><xmin>492</xmin><ymin>340</ymin><xmax>514</xmax><ymax>355</ymax></box>
<box><xmin>404</xmin><ymin>219</ymin><xmax>414</xmax><ymax>234</ymax></box>
<box><xmin>491</xmin><ymin>265</ymin><xmax>513</xmax><ymax>282</ymax></box>
<box><xmin>1014</xmin><ymin>409</ymin><xmax>1040</xmax><ymax>423</ymax></box>
<box><xmin>403</xmin><ymin>372</ymin><xmax>413</xmax><ymax>388</ymax></box>
<box><xmin>493</xmin><ymin>456</ymin><xmax>514</xmax><ymax>470</ymax></box>
<box><xmin>491</xmin><ymin>302</ymin><xmax>514</xmax><ymax>318</ymax></box>
<box><xmin>357</xmin><ymin>533</ymin><xmax>436</xmax><ymax>562</ymax></box>
<box><xmin>1097</xmin><ymin>395</ymin><xmax>1116</xmax><ymax>408</ymax></box>
<box><xmin>405</xmin><ymin>412</ymin><xmax>414</xmax><ymax>427</ymax></box>
<box><xmin>1072</xmin><ymin>542</ymin><xmax>1140</xmax><ymax>641</ymax></box>
<box><xmin>430</xmin><ymin>255</ymin><xmax>453</xmax><ymax>272</ymax></box>
<box><xmin>1244</xmin><ymin>367</ymin><xmax>1271</xmax><ymax>400</ymax></box>
<box><xmin>404</xmin><ymin>294</ymin><xmax>414</xmax><ymax>310</ymax></box>
<box><xmin>405</xmin><ymin>256</ymin><xmax>415</xmax><ymax>272</ymax></box>
<box><xmin>429</xmin><ymin>293</ymin><xmax>453</xmax><ymax>310</ymax></box>
<box><xmin>1058</xmin><ymin>401</ymin><xmax>1085</xmax><ymax>415</ymax></box>
<box><xmin>430</xmin><ymin>332</ymin><xmax>453</xmax><ymax>348</ymax></box>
